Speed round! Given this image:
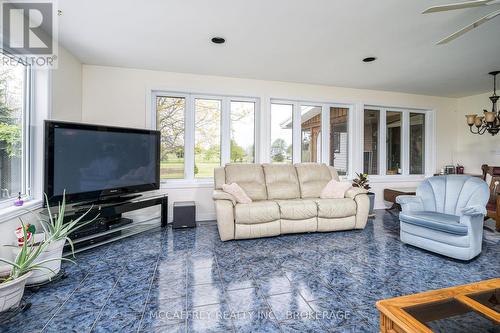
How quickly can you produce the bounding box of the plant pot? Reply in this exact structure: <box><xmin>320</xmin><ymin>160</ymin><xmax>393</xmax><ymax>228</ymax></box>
<box><xmin>12</xmin><ymin>239</ymin><xmax>66</xmax><ymax>285</ymax></box>
<box><xmin>0</xmin><ymin>271</ymin><xmax>32</xmax><ymax>312</ymax></box>
<box><xmin>367</xmin><ymin>192</ymin><xmax>375</xmax><ymax>216</ymax></box>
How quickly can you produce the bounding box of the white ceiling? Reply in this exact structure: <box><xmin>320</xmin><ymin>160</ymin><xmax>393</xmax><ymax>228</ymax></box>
<box><xmin>58</xmin><ymin>0</ymin><xmax>500</xmax><ymax>98</ymax></box>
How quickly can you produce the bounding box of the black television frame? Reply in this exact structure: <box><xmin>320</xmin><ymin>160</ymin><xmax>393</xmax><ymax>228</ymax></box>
<box><xmin>44</xmin><ymin>120</ymin><xmax>161</xmax><ymax>206</ymax></box>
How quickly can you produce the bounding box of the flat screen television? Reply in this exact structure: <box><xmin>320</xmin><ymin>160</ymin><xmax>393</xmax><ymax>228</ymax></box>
<box><xmin>44</xmin><ymin>121</ymin><xmax>160</xmax><ymax>206</ymax></box>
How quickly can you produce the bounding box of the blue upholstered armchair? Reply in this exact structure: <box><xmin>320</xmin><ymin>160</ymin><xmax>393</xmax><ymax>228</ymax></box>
<box><xmin>396</xmin><ymin>175</ymin><xmax>489</xmax><ymax>260</ymax></box>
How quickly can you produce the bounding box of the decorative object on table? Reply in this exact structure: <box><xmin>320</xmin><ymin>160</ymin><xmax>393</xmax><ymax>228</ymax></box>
<box><xmin>0</xmin><ymin>222</ymin><xmax>64</xmax><ymax>312</ymax></box>
<box><xmin>444</xmin><ymin>165</ymin><xmax>456</xmax><ymax>174</ymax></box>
<box><xmin>352</xmin><ymin>172</ymin><xmax>375</xmax><ymax>216</ymax></box>
<box><xmin>456</xmin><ymin>164</ymin><xmax>464</xmax><ymax>174</ymax></box>
<box><xmin>14</xmin><ymin>224</ymin><xmax>36</xmax><ymax>247</ymax></box>
<box><xmin>173</xmin><ymin>201</ymin><xmax>196</xmax><ymax>229</ymax></box>
<box><xmin>482</xmin><ymin>164</ymin><xmax>500</xmax><ymax>231</ymax></box>
<box><xmin>14</xmin><ymin>193</ymin><xmax>23</xmax><ymax>207</ymax></box>
<box><xmin>465</xmin><ymin>71</ymin><xmax>499</xmax><ymax>136</ymax></box>
<box><xmin>396</xmin><ymin>175</ymin><xmax>489</xmax><ymax>260</ymax></box>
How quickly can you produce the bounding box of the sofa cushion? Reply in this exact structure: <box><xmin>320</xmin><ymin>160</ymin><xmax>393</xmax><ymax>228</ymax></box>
<box><xmin>235</xmin><ymin>201</ymin><xmax>280</xmax><ymax>224</ymax></box>
<box><xmin>314</xmin><ymin>198</ymin><xmax>356</xmax><ymax>218</ymax></box>
<box><xmin>222</xmin><ymin>183</ymin><xmax>252</xmax><ymax>203</ymax></box>
<box><xmin>295</xmin><ymin>163</ymin><xmax>333</xmax><ymax>198</ymax></box>
<box><xmin>320</xmin><ymin>179</ymin><xmax>352</xmax><ymax>199</ymax></box>
<box><xmin>235</xmin><ymin>220</ymin><xmax>280</xmax><ymax>239</ymax></box>
<box><xmin>225</xmin><ymin>164</ymin><xmax>267</xmax><ymax>201</ymax></box>
<box><xmin>276</xmin><ymin>199</ymin><xmax>317</xmax><ymax>220</ymax></box>
<box><xmin>263</xmin><ymin>164</ymin><xmax>300</xmax><ymax>200</ymax></box>
<box><xmin>399</xmin><ymin>211</ymin><xmax>468</xmax><ymax>236</ymax></box>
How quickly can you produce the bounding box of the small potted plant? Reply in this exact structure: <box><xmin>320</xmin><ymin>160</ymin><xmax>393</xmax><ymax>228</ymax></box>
<box><xmin>0</xmin><ymin>222</ymin><xmax>63</xmax><ymax>312</ymax></box>
<box><xmin>352</xmin><ymin>172</ymin><xmax>375</xmax><ymax>216</ymax></box>
<box><xmin>23</xmin><ymin>193</ymin><xmax>98</xmax><ymax>285</ymax></box>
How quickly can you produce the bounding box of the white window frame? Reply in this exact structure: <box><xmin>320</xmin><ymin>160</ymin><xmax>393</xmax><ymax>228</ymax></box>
<box><xmin>270</xmin><ymin>99</ymin><xmax>354</xmax><ymax>179</ymax></box>
<box><xmin>363</xmin><ymin>106</ymin><xmax>434</xmax><ymax>181</ymax></box>
<box><xmin>0</xmin><ymin>64</ymin><xmax>33</xmax><ymax>211</ymax></box>
<box><xmin>151</xmin><ymin>91</ymin><xmax>259</xmax><ymax>185</ymax></box>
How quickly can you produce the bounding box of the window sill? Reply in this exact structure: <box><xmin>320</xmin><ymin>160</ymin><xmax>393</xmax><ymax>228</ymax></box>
<box><xmin>0</xmin><ymin>199</ymin><xmax>43</xmax><ymax>224</ymax></box>
<box><xmin>160</xmin><ymin>179</ymin><xmax>214</xmax><ymax>189</ymax></box>
<box><xmin>368</xmin><ymin>175</ymin><xmax>427</xmax><ymax>183</ymax></box>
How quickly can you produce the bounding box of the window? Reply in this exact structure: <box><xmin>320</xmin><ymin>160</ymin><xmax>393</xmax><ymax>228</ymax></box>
<box><xmin>230</xmin><ymin>101</ymin><xmax>255</xmax><ymax>163</ymax></box>
<box><xmin>154</xmin><ymin>92</ymin><xmax>257</xmax><ymax>181</ymax></box>
<box><xmin>330</xmin><ymin>107</ymin><xmax>349</xmax><ymax>175</ymax></box>
<box><xmin>156</xmin><ymin>96</ymin><xmax>185</xmax><ymax>179</ymax></box>
<box><xmin>410</xmin><ymin>113</ymin><xmax>425</xmax><ymax>174</ymax></box>
<box><xmin>270</xmin><ymin>103</ymin><xmax>293</xmax><ymax>163</ymax></box>
<box><xmin>0</xmin><ymin>61</ymin><xmax>29</xmax><ymax>203</ymax></box>
<box><xmin>386</xmin><ymin>111</ymin><xmax>401</xmax><ymax>175</ymax></box>
<box><xmin>364</xmin><ymin>108</ymin><xmax>428</xmax><ymax>176</ymax></box>
<box><xmin>364</xmin><ymin>109</ymin><xmax>379</xmax><ymax>175</ymax></box>
<box><xmin>301</xmin><ymin>105</ymin><xmax>321</xmax><ymax>163</ymax></box>
<box><xmin>195</xmin><ymin>99</ymin><xmax>221</xmax><ymax>178</ymax></box>
<box><xmin>271</xmin><ymin>101</ymin><xmax>351</xmax><ymax>174</ymax></box>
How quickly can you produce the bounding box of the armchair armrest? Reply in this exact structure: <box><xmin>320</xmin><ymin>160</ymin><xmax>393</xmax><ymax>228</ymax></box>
<box><xmin>396</xmin><ymin>195</ymin><xmax>424</xmax><ymax>213</ymax></box>
<box><xmin>460</xmin><ymin>205</ymin><xmax>487</xmax><ymax>217</ymax></box>
<box><xmin>213</xmin><ymin>190</ymin><xmax>236</xmax><ymax>206</ymax></box>
<box><xmin>345</xmin><ymin>187</ymin><xmax>368</xmax><ymax>199</ymax></box>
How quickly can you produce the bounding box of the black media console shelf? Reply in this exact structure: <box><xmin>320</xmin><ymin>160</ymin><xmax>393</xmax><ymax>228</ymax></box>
<box><xmin>40</xmin><ymin>193</ymin><xmax>168</xmax><ymax>255</ymax></box>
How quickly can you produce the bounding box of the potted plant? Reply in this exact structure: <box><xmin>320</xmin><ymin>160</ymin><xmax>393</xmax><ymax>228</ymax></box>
<box><xmin>352</xmin><ymin>172</ymin><xmax>375</xmax><ymax>216</ymax></box>
<box><xmin>14</xmin><ymin>192</ymin><xmax>97</xmax><ymax>285</ymax></box>
<box><xmin>0</xmin><ymin>222</ymin><xmax>62</xmax><ymax>312</ymax></box>
<box><xmin>22</xmin><ymin>193</ymin><xmax>98</xmax><ymax>285</ymax></box>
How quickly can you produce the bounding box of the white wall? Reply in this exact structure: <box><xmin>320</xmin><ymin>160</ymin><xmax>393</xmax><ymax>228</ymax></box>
<box><xmin>51</xmin><ymin>46</ymin><xmax>82</xmax><ymax>121</ymax></box>
<box><xmin>81</xmin><ymin>65</ymin><xmax>459</xmax><ymax>219</ymax></box>
<box><xmin>454</xmin><ymin>92</ymin><xmax>500</xmax><ymax>174</ymax></box>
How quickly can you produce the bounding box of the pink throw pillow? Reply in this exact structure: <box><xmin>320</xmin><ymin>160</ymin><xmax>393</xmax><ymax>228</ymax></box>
<box><xmin>320</xmin><ymin>179</ymin><xmax>352</xmax><ymax>199</ymax></box>
<box><xmin>222</xmin><ymin>183</ymin><xmax>252</xmax><ymax>204</ymax></box>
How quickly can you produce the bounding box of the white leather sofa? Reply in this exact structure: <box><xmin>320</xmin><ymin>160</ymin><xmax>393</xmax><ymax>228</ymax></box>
<box><xmin>213</xmin><ymin>163</ymin><xmax>369</xmax><ymax>241</ymax></box>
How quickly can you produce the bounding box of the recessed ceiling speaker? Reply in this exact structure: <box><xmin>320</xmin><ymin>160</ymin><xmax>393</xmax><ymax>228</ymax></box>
<box><xmin>211</xmin><ymin>37</ymin><xmax>225</xmax><ymax>44</ymax></box>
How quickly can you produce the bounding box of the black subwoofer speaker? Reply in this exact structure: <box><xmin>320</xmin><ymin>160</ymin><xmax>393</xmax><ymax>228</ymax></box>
<box><xmin>173</xmin><ymin>201</ymin><xmax>196</xmax><ymax>229</ymax></box>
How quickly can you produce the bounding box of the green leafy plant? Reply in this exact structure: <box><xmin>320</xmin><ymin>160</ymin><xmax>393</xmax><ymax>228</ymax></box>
<box><xmin>40</xmin><ymin>191</ymin><xmax>99</xmax><ymax>256</ymax></box>
<box><xmin>352</xmin><ymin>172</ymin><xmax>371</xmax><ymax>191</ymax></box>
<box><xmin>0</xmin><ymin>123</ymin><xmax>21</xmax><ymax>158</ymax></box>
<box><xmin>0</xmin><ymin>221</ymin><xmax>70</xmax><ymax>283</ymax></box>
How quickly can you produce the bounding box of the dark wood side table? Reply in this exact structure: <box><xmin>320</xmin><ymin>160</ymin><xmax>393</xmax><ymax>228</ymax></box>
<box><xmin>384</xmin><ymin>187</ymin><xmax>417</xmax><ymax>212</ymax></box>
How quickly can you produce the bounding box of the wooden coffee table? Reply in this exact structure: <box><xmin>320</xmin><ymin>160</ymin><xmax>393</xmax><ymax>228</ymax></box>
<box><xmin>376</xmin><ymin>278</ymin><xmax>500</xmax><ymax>332</ymax></box>
<box><xmin>383</xmin><ymin>187</ymin><xmax>417</xmax><ymax>212</ymax></box>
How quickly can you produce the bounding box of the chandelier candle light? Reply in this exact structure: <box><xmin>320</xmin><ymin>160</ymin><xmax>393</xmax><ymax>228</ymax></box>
<box><xmin>465</xmin><ymin>71</ymin><xmax>500</xmax><ymax>136</ymax></box>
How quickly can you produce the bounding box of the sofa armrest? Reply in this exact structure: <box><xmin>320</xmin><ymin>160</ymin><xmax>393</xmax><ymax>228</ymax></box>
<box><xmin>213</xmin><ymin>190</ymin><xmax>236</xmax><ymax>206</ymax></box>
<box><xmin>345</xmin><ymin>187</ymin><xmax>367</xmax><ymax>199</ymax></box>
<box><xmin>460</xmin><ymin>205</ymin><xmax>487</xmax><ymax>217</ymax></box>
<box><xmin>215</xmin><ymin>200</ymin><xmax>235</xmax><ymax>241</ymax></box>
<box><xmin>396</xmin><ymin>195</ymin><xmax>424</xmax><ymax>213</ymax></box>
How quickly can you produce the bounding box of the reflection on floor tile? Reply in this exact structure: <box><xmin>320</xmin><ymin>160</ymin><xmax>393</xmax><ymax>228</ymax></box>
<box><xmin>226</xmin><ymin>287</ymin><xmax>269</xmax><ymax>313</ymax></box>
<box><xmin>1</xmin><ymin>210</ymin><xmax>499</xmax><ymax>332</ymax></box>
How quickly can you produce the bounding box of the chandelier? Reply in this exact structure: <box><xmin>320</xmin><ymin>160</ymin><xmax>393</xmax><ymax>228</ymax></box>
<box><xmin>465</xmin><ymin>71</ymin><xmax>499</xmax><ymax>136</ymax></box>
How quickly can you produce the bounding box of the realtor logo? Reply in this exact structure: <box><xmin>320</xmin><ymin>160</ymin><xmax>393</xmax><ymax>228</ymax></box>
<box><xmin>1</xmin><ymin>0</ymin><xmax>58</xmax><ymax>68</ymax></box>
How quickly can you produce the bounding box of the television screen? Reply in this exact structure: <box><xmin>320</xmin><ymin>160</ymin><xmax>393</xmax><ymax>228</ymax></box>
<box><xmin>45</xmin><ymin>121</ymin><xmax>160</xmax><ymax>204</ymax></box>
